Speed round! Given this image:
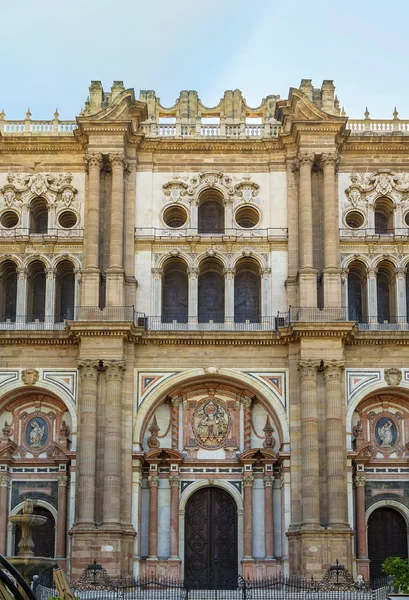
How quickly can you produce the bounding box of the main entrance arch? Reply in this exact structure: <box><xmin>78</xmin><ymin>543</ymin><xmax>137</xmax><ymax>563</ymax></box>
<box><xmin>368</xmin><ymin>507</ymin><xmax>408</xmax><ymax>578</ymax></box>
<box><xmin>185</xmin><ymin>487</ymin><xmax>238</xmax><ymax>588</ymax></box>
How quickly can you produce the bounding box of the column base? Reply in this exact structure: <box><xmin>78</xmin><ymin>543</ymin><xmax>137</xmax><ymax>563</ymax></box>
<box><xmin>69</xmin><ymin>526</ymin><xmax>135</xmax><ymax>578</ymax></box>
<box><xmin>140</xmin><ymin>558</ymin><xmax>181</xmax><ymax>579</ymax></box>
<box><xmin>298</xmin><ymin>268</ymin><xmax>318</xmax><ymax>307</ymax></box>
<box><xmin>80</xmin><ymin>268</ymin><xmax>100</xmax><ymax>306</ymax></box>
<box><xmin>323</xmin><ymin>269</ymin><xmax>342</xmax><ymax>308</ymax></box>
<box><xmin>355</xmin><ymin>558</ymin><xmax>370</xmax><ymax>581</ymax></box>
<box><xmin>242</xmin><ymin>559</ymin><xmax>278</xmax><ymax>579</ymax></box>
<box><xmin>106</xmin><ymin>267</ymin><xmax>125</xmax><ymax>306</ymax></box>
<box><xmin>287</xmin><ymin>526</ymin><xmax>354</xmax><ymax>578</ymax></box>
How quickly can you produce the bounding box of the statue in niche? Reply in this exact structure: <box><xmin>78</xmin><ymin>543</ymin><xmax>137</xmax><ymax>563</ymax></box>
<box><xmin>377</xmin><ymin>419</ymin><xmax>394</xmax><ymax>448</ymax></box>
<box><xmin>28</xmin><ymin>419</ymin><xmax>45</xmax><ymax>448</ymax></box>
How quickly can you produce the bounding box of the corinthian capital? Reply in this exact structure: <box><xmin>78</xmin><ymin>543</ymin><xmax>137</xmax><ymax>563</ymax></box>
<box><xmin>297</xmin><ymin>153</ymin><xmax>315</xmax><ymax>169</ymax></box>
<box><xmin>323</xmin><ymin>360</ymin><xmax>345</xmax><ymax>382</ymax></box>
<box><xmin>320</xmin><ymin>153</ymin><xmax>339</xmax><ymax>169</ymax></box>
<box><xmin>105</xmin><ymin>361</ymin><xmax>126</xmax><ymax>382</ymax></box>
<box><xmin>109</xmin><ymin>153</ymin><xmax>127</xmax><ymax>170</ymax></box>
<box><xmin>78</xmin><ymin>360</ymin><xmax>99</xmax><ymax>381</ymax></box>
<box><xmin>84</xmin><ymin>152</ymin><xmax>103</xmax><ymax>171</ymax></box>
<box><xmin>298</xmin><ymin>360</ymin><xmax>320</xmax><ymax>380</ymax></box>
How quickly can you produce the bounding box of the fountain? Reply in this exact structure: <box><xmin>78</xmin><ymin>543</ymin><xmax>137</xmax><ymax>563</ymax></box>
<box><xmin>7</xmin><ymin>499</ymin><xmax>55</xmax><ymax>584</ymax></box>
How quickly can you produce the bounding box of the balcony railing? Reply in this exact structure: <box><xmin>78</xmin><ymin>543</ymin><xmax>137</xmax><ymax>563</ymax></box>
<box><xmin>134</xmin><ymin>227</ymin><xmax>287</xmax><ymax>241</ymax></box>
<box><xmin>0</xmin><ymin>228</ymin><xmax>84</xmax><ymax>239</ymax></box>
<box><xmin>140</xmin><ymin>121</ymin><xmax>281</xmax><ymax>139</ymax></box>
<box><xmin>144</xmin><ymin>315</ymin><xmax>281</xmax><ymax>331</ymax></box>
<box><xmin>340</xmin><ymin>228</ymin><xmax>409</xmax><ymax>239</ymax></box>
<box><xmin>357</xmin><ymin>316</ymin><xmax>409</xmax><ymax>330</ymax></box>
<box><xmin>0</xmin><ymin>315</ymin><xmax>67</xmax><ymax>330</ymax></box>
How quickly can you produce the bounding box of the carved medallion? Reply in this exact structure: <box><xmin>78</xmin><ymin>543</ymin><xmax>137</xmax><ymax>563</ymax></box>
<box><xmin>368</xmin><ymin>410</ymin><xmax>404</xmax><ymax>457</ymax></box>
<box><xmin>192</xmin><ymin>396</ymin><xmax>231</xmax><ymax>450</ymax></box>
<box><xmin>19</xmin><ymin>410</ymin><xmax>55</xmax><ymax>457</ymax></box>
<box><xmin>384</xmin><ymin>367</ymin><xmax>402</xmax><ymax>386</ymax></box>
<box><xmin>21</xmin><ymin>368</ymin><xmax>39</xmax><ymax>386</ymax></box>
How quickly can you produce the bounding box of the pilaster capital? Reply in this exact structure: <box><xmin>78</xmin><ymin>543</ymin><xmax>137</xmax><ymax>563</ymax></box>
<box><xmin>58</xmin><ymin>475</ymin><xmax>68</xmax><ymax>487</ymax></box>
<box><xmin>243</xmin><ymin>474</ymin><xmax>254</xmax><ymax>487</ymax></box>
<box><xmin>242</xmin><ymin>395</ymin><xmax>253</xmax><ymax>409</ymax></box>
<box><xmin>148</xmin><ymin>474</ymin><xmax>160</xmax><ymax>488</ymax></box>
<box><xmin>296</xmin><ymin>153</ymin><xmax>315</xmax><ymax>169</ymax></box>
<box><xmin>84</xmin><ymin>152</ymin><xmax>103</xmax><ymax>171</ymax></box>
<box><xmin>263</xmin><ymin>476</ymin><xmax>274</xmax><ymax>488</ymax></box>
<box><xmin>224</xmin><ymin>267</ymin><xmax>236</xmax><ymax>278</ymax></box>
<box><xmin>109</xmin><ymin>153</ymin><xmax>127</xmax><ymax>170</ymax></box>
<box><xmin>0</xmin><ymin>475</ymin><xmax>10</xmax><ymax>487</ymax></box>
<box><xmin>17</xmin><ymin>267</ymin><xmax>27</xmax><ymax>278</ymax></box>
<box><xmin>366</xmin><ymin>267</ymin><xmax>378</xmax><ymax>278</ymax></box>
<box><xmin>261</xmin><ymin>267</ymin><xmax>272</xmax><ymax>278</ymax></box>
<box><xmin>320</xmin><ymin>152</ymin><xmax>339</xmax><ymax>170</ymax></box>
<box><xmin>187</xmin><ymin>267</ymin><xmax>199</xmax><ymax>278</ymax></box>
<box><xmin>170</xmin><ymin>396</ymin><xmax>181</xmax><ymax>408</ymax></box>
<box><xmin>105</xmin><ymin>361</ymin><xmax>126</xmax><ymax>382</ymax></box>
<box><xmin>323</xmin><ymin>360</ymin><xmax>345</xmax><ymax>382</ymax></box>
<box><xmin>169</xmin><ymin>475</ymin><xmax>180</xmax><ymax>487</ymax></box>
<box><xmin>298</xmin><ymin>360</ymin><xmax>320</xmax><ymax>380</ymax></box>
<box><xmin>354</xmin><ymin>475</ymin><xmax>366</xmax><ymax>487</ymax></box>
<box><xmin>78</xmin><ymin>360</ymin><xmax>99</xmax><ymax>381</ymax></box>
<box><xmin>45</xmin><ymin>267</ymin><xmax>56</xmax><ymax>279</ymax></box>
<box><xmin>151</xmin><ymin>267</ymin><xmax>163</xmax><ymax>278</ymax></box>
<box><xmin>134</xmin><ymin>473</ymin><xmax>143</xmax><ymax>485</ymax></box>
<box><xmin>395</xmin><ymin>267</ymin><xmax>406</xmax><ymax>279</ymax></box>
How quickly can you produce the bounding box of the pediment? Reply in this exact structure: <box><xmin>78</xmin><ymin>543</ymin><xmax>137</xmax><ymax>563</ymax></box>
<box><xmin>276</xmin><ymin>88</ymin><xmax>346</xmax><ymax>131</ymax></box>
<box><xmin>78</xmin><ymin>89</ymin><xmax>147</xmax><ymax>127</ymax></box>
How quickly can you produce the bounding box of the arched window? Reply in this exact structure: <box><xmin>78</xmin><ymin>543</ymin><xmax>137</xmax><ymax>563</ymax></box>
<box><xmin>374</xmin><ymin>197</ymin><xmax>393</xmax><ymax>234</ymax></box>
<box><xmin>29</xmin><ymin>197</ymin><xmax>48</xmax><ymax>234</ymax></box>
<box><xmin>198</xmin><ymin>258</ymin><xmax>224</xmax><ymax>323</ymax></box>
<box><xmin>0</xmin><ymin>260</ymin><xmax>17</xmax><ymax>322</ymax></box>
<box><xmin>198</xmin><ymin>190</ymin><xmax>224</xmax><ymax>234</ymax></box>
<box><xmin>234</xmin><ymin>259</ymin><xmax>261</xmax><ymax>323</ymax></box>
<box><xmin>347</xmin><ymin>261</ymin><xmax>367</xmax><ymax>322</ymax></box>
<box><xmin>377</xmin><ymin>260</ymin><xmax>395</xmax><ymax>323</ymax></box>
<box><xmin>55</xmin><ymin>260</ymin><xmax>75</xmax><ymax>321</ymax></box>
<box><xmin>162</xmin><ymin>259</ymin><xmax>188</xmax><ymax>323</ymax></box>
<box><xmin>27</xmin><ymin>260</ymin><xmax>46</xmax><ymax>322</ymax></box>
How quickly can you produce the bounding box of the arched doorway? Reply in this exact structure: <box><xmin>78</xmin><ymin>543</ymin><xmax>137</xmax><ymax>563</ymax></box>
<box><xmin>185</xmin><ymin>487</ymin><xmax>237</xmax><ymax>589</ymax></box>
<box><xmin>368</xmin><ymin>507</ymin><xmax>408</xmax><ymax>578</ymax></box>
<box><xmin>14</xmin><ymin>506</ymin><xmax>55</xmax><ymax>557</ymax></box>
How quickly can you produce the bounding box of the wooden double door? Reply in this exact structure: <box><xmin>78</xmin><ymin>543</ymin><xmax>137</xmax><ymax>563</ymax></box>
<box><xmin>185</xmin><ymin>487</ymin><xmax>238</xmax><ymax>589</ymax></box>
<box><xmin>368</xmin><ymin>507</ymin><xmax>408</xmax><ymax>578</ymax></box>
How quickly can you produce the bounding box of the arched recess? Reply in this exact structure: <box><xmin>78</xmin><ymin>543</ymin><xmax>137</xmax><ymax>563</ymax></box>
<box><xmin>367</xmin><ymin>503</ymin><xmax>408</xmax><ymax>578</ymax></box>
<box><xmin>377</xmin><ymin>260</ymin><xmax>396</xmax><ymax>323</ymax></box>
<box><xmin>198</xmin><ymin>189</ymin><xmax>225</xmax><ymax>234</ymax></box>
<box><xmin>234</xmin><ymin>258</ymin><xmax>260</xmax><ymax>323</ymax></box>
<box><xmin>198</xmin><ymin>258</ymin><xmax>224</xmax><ymax>322</ymax></box>
<box><xmin>29</xmin><ymin>197</ymin><xmax>48</xmax><ymax>234</ymax></box>
<box><xmin>26</xmin><ymin>260</ymin><xmax>46</xmax><ymax>322</ymax></box>
<box><xmin>162</xmin><ymin>258</ymin><xmax>188</xmax><ymax>323</ymax></box>
<box><xmin>8</xmin><ymin>500</ymin><xmax>58</xmax><ymax>558</ymax></box>
<box><xmin>374</xmin><ymin>197</ymin><xmax>393</xmax><ymax>234</ymax></box>
<box><xmin>347</xmin><ymin>260</ymin><xmax>367</xmax><ymax>322</ymax></box>
<box><xmin>0</xmin><ymin>260</ymin><xmax>18</xmax><ymax>321</ymax></box>
<box><xmin>55</xmin><ymin>260</ymin><xmax>75</xmax><ymax>321</ymax></box>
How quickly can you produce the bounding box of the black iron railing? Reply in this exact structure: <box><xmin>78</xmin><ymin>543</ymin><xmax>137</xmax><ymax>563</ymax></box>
<box><xmin>340</xmin><ymin>228</ymin><xmax>407</xmax><ymax>237</ymax></box>
<box><xmin>0</xmin><ymin>228</ymin><xmax>84</xmax><ymax>239</ymax></box>
<box><xmin>146</xmin><ymin>315</ymin><xmax>280</xmax><ymax>330</ymax></box>
<box><xmin>135</xmin><ymin>226</ymin><xmax>288</xmax><ymax>240</ymax></box>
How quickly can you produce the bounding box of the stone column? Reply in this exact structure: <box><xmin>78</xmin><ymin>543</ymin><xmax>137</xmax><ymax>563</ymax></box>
<box><xmin>395</xmin><ymin>268</ymin><xmax>406</xmax><ymax>325</ymax></box>
<box><xmin>187</xmin><ymin>268</ymin><xmax>198</xmax><ymax>324</ymax></box>
<box><xmin>81</xmin><ymin>152</ymin><xmax>102</xmax><ymax>306</ymax></box>
<box><xmin>0</xmin><ymin>475</ymin><xmax>9</xmax><ymax>554</ymax></box>
<box><xmin>264</xmin><ymin>475</ymin><xmax>274</xmax><ymax>559</ymax></box>
<box><xmin>321</xmin><ymin>153</ymin><xmax>341</xmax><ymax>307</ymax></box>
<box><xmin>394</xmin><ymin>203</ymin><xmax>403</xmax><ymax>232</ymax></box>
<box><xmin>147</xmin><ymin>474</ymin><xmax>159</xmax><ymax>559</ymax></box>
<box><xmin>243</xmin><ymin>396</ymin><xmax>252</xmax><ymax>450</ymax></box>
<box><xmin>103</xmin><ymin>361</ymin><xmax>126</xmax><ymax>526</ymax></box>
<box><xmin>171</xmin><ymin>398</ymin><xmax>180</xmax><ymax>450</ymax></box>
<box><xmin>169</xmin><ymin>475</ymin><xmax>180</xmax><ymax>558</ymax></box>
<box><xmin>56</xmin><ymin>475</ymin><xmax>68</xmax><ymax>558</ymax></box>
<box><xmin>151</xmin><ymin>268</ymin><xmax>163</xmax><ymax>324</ymax></box>
<box><xmin>224</xmin><ymin>268</ymin><xmax>235</xmax><ymax>323</ymax></box>
<box><xmin>355</xmin><ymin>475</ymin><xmax>367</xmax><ymax>559</ymax></box>
<box><xmin>367</xmin><ymin>268</ymin><xmax>378</xmax><ymax>325</ymax></box>
<box><xmin>341</xmin><ymin>269</ymin><xmax>349</xmax><ymax>316</ymax></box>
<box><xmin>367</xmin><ymin>205</ymin><xmax>375</xmax><ymax>233</ymax></box>
<box><xmin>286</xmin><ymin>158</ymin><xmax>299</xmax><ymax>306</ymax></box>
<box><xmin>189</xmin><ymin>199</ymin><xmax>198</xmax><ymax>230</ymax></box>
<box><xmin>324</xmin><ymin>361</ymin><xmax>347</xmax><ymax>527</ymax></box>
<box><xmin>299</xmin><ymin>360</ymin><xmax>320</xmax><ymax>528</ymax></box>
<box><xmin>106</xmin><ymin>153</ymin><xmax>126</xmax><ymax>306</ymax></box>
<box><xmin>76</xmin><ymin>360</ymin><xmax>99</xmax><ymax>527</ymax></box>
<box><xmin>225</xmin><ymin>199</ymin><xmax>234</xmax><ymax>230</ymax></box>
<box><xmin>261</xmin><ymin>267</ymin><xmax>272</xmax><ymax>324</ymax></box>
<box><xmin>124</xmin><ymin>159</ymin><xmax>138</xmax><ymax>307</ymax></box>
<box><xmin>297</xmin><ymin>154</ymin><xmax>317</xmax><ymax>307</ymax></box>
<box><xmin>45</xmin><ymin>267</ymin><xmax>56</xmax><ymax>324</ymax></box>
<box><xmin>243</xmin><ymin>474</ymin><xmax>254</xmax><ymax>559</ymax></box>
<box><xmin>16</xmin><ymin>268</ymin><xmax>27</xmax><ymax>321</ymax></box>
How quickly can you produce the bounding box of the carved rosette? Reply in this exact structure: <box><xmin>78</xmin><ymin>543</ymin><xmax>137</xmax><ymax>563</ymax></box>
<box><xmin>191</xmin><ymin>396</ymin><xmax>232</xmax><ymax>450</ymax></box>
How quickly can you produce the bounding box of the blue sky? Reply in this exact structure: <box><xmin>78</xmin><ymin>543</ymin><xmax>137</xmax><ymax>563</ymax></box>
<box><xmin>1</xmin><ymin>0</ymin><xmax>407</xmax><ymax>120</ymax></box>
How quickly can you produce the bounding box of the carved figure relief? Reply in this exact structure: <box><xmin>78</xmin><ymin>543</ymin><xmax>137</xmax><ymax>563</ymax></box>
<box><xmin>192</xmin><ymin>397</ymin><xmax>231</xmax><ymax>449</ymax></box>
<box><xmin>19</xmin><ymin>410</ymin><xmax>54</xmax><ymax>457</ymax></box>
<box><xmin>376</xmin><ymin>418</ymin><xmax>395</xmax><ymax>448</ymax></box>
<box><xmin>367</xmin><ymin>410</ymin><xmax>404</xmax><ymax>457</ymax></box>
<box><xmin>27</xmin><ymin>418</ymin><xmax>47</xmax><ymax>448</ymax></box>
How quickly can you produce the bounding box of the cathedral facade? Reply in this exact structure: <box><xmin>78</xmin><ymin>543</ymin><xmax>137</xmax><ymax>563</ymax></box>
<box><xmin>0</xmin><ymin>79</ymin><xmax>408</xmax><ymax>583</ymax></box>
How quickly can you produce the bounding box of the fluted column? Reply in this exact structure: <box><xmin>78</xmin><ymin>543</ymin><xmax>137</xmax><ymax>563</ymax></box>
<box><xmin>56</xmin><ymin>475</ymin><xmax>68</xmax><ymax>558</ymax></box>
<box><xmin>297</xmin><ymin>154</ymin><xmax>317</xmax><ymax>307</ymax></box>
<box><xmin>103</xmin><ymin>361</ymin><xmax>126</xmax><ymax>525</ymax></box>
<box><xmin>147</xmin><ymin>474</ymin><xmax>159</xmax><ymax>559</ymax></box>
<box><xmin>124</xmin><ymin>158</ymin><xmax>138</xmax><ymax>306</ymax></box>
<box><xmin>243</xmin><ymin>474</ymin><xmax>254</xmax><ymax>559</ymax></box>
<box><xmin>286</xmin><ymin>158</ymin><xmax>299</xmax><ymax>306</ymax></box>
<box><xmin>76</xmin><ymin>360</ymin><xmax>99</xmax><ymax>526</ymax></box>
<box><xmin>264</xmin><ymin>475</ymin><xmax>274</xmax><ymax>559</ymax></box>
<box><xmin>106</xmin><ymin>153</ymin><xmax>126</xmax><ymax>306</ymax></box>
<box><xmin>82</xmin><ymin>152</ymin><xmax>102</xmax><ymax>306</ymax></box>
<box><xmin>367</xmin><ymin>268</ymin><xmax>378</xmax><ymax>325</ymax></box>
<box><xmin>355</xmin><ymin>475</ymin><xmax>367</xmax><ymax>558</ymax></box>
<box><xmin>187</xmin><ymin>268</ymin><xmax>198</xmax><ymax>323</ymax></box>
<box><xmin>324</xmin><ymin>361</ymin><xmax>347</xmax><ymax>527</ymax></box>
<box><xmin>261</xmin><ymin>267</ymin><xmax>272</xmax><ymax>323</ymax></box>
<box><xmin>224</xmin><ymin>267</ymin><xmax>235</xmax><ymax>323</ymax></box>
<box><xmin>45</xmin><ymin>267</ymin><xmax>56</xmax><ymax>323</ymax></box>
<box><xmin>151</xmin><ymin>268</ymin><xmax>163</xmax><ymax>321</ymax></box>
<box><xmin>16</xmin><ymin>268</ymin><xmax>27</xmax><ymax>321</ymax></box>
<box><xmin>299</xmin><ymin>360</ymin><xmax>320</xmax><ymax>528</ymax></box>
<box><xmin>0</xmin><ymin>475</ymin><xmax>10</xmax><ymax>554</ymax></box>
<box><xmin>395</xmin><ymin>268</ymin><xmax>406</xmax><ymax>324</ymax></box>
<box><xmin>321</xmin><ymin>153</ymin><xmax>341</xmax><ymax>307</ymax></box>
<box><xmin>169</xmin><ymin>475</ymin><xmax>180</xmax><ymax>558</ymax></box>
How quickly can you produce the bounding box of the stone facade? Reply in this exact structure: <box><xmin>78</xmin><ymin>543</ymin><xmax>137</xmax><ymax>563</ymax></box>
<box><xmin>0</xmin><ymin>79</ymin><xmax>409</xmax><ymax>581</ymax></box>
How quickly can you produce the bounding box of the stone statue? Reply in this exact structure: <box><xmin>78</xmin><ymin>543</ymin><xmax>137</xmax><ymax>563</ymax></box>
<box><xmin>23</xmin><ymin>498</ymin><xmax>34</xmax><ymax>514</ymax></box>
<box><xmin>377</xmin><ymin>420</ymin><xmax>393</xmax><ymax>448</ymax></box>
<box><xmin>29</xmin><ymin>420</ymin><xmax>45</xmax><ymax>447</ymax></box>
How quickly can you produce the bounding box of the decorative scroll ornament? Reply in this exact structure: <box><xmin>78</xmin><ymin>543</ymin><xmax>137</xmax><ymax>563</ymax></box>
<box><xmin>192</xmin><ymin>396</ymin><xmax>231</xmax><ymax>449</ymax></box>
<box><xmin>1</xmin><ymin>172</ymin><xmax>77</xmax><ymax>209</ymax></box>
<box><xmin>163</xmin><ymin>176</ymin><xmax>188</xmax><ymax>201</ymax></box>
<box><xmin>346</xmin><ymin>170</ymin><xmax>409</xmax><ymax>207</ymax></box>
<box><xmin>234</xmin><ymin>175</ymin><xmax>260</xmax><ymax>201</ymax></box>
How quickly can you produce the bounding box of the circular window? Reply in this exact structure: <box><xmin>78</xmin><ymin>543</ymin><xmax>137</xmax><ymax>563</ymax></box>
<box><xmin>345</xmin><ymin>210</ymin><xmax>365</xmax><ymax>229</ymax></box>
<box><xmin>163</xmin><ymin>205</ymin><xmax>188</xmax><ymax>228</ymax></box>
<box><xmin>0</xmin><ymin>210</ymin><xmax>19</xmax><ymax>228</ymax></box>
<box><xmin>58</xmin><ymin>210</ymin><xmax>78</xmax><ymax>228</ymax></box>
<box><xmin>235</xmin><ymin>206</ymin><xmax>260</xmax><ymax>228</ymax></box>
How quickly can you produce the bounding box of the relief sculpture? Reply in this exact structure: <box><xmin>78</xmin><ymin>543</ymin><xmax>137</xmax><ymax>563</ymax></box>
<box><xmin>192</xmin><ymin>397</ymin><xmax>231</xmax><ymax>450</ymax></box>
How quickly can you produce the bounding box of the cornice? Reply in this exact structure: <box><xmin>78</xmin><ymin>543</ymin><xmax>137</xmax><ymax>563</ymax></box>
<box><xmin>347</xmin><ymin>330</ymin><xmax>409</xmax><ymax>345</ymax></box>
<box><xmin>140</xmin><ymin>138</ymin><xmax>284</xmax><ymax>154</ymax></box>
<box><xmin>135</xmin><ymin>331</ymin><xmax>284</xmax><ymax>345</ymax></box>
<box><xmin>0</xmin><ymin>331</ymin><xmax>77</xmax><ymax>345</ymax></box>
